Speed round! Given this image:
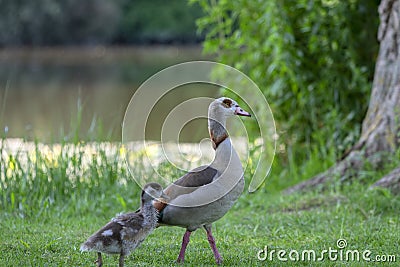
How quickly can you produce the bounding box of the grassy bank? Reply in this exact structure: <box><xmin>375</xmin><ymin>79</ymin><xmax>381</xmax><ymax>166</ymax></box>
<box><xmin>0</xmin><ymin>139</ymin><xmax>399</xmax><ymax>266</ymax></box>
<box><xmin>1</xmin><ymin>186</ymin><xmax>399</xmax><ymax>266</ymax></box>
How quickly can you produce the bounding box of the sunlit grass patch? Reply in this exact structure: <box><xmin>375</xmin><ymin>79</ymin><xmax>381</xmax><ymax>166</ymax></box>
<box><xmin>0</xmin><ymin>139</ymin><xmax>134</xmax><ymax>217</ymax></box>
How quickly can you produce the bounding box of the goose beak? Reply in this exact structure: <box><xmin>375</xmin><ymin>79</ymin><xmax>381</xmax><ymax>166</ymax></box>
<box><xmin>234</xmin><ymin>106</ymin><xmax>251</xmax><ymax>117</ymax></box>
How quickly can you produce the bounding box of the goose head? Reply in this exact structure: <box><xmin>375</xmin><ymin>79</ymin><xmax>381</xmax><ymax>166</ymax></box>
<box><xmin>208</xmin><ymin>97</ymin><xmax>251</xmax><ymax>120</ymax></box>
<box><xmin>208</xmin><ymin>97</ymin><xmax>251</xmax><ymax>149</ymax></box>
<box><xmin>141</xmin><ymin>182</ymin><xmax>169</xmax><ymax>203</ymax></box>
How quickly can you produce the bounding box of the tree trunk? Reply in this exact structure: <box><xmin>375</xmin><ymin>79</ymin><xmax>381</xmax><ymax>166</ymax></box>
<box><xmin>285</xmin><ymin>0</ymin><xmax>400</xmax><ymax>194</ymax></box>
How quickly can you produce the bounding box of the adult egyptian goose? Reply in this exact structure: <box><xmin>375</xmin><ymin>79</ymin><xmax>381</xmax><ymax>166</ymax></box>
<box><xmin>154</xmin><ymin>97</ymin><xmax>251</xmax><ymax>264</ymax></box>
<box><xmin>80</xmin><ymin>182</ymin><xmax>168</xmax><ymax>267</ymax></box>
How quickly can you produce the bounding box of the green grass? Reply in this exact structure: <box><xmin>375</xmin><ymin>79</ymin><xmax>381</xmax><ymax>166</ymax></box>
<box><xmin>1</xmin><ymin>187</ymin><xmax>399</xmax><ymax>266</ymax></box>
<box><xmin>1</xmin><ymin>140</ymin><xmax>399</xmax><ymax>266</ymax></box>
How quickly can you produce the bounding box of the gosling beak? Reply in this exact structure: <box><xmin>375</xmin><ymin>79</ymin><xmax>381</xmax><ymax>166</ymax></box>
<box><xmin>234</xmin><ymin>106</ymin><xmax>251</xmax><ymax>117</ymax></box>
<box><xmin>158</xmin><ymin>192</ymin><xmax>170</xmax><ymax>202</ymax></box>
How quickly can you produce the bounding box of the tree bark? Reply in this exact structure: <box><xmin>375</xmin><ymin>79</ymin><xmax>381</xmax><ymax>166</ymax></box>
<box><xmin>285</xmin><ymin>0</ymin><xmax>400</xmax><ymax>194</ymax></box>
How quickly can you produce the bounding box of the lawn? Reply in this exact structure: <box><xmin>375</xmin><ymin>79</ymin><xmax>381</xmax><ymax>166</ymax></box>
<box><xmin>1</xmin><ymin>140</ymin><xmax>399</xmax><ymax>266</ymax></box>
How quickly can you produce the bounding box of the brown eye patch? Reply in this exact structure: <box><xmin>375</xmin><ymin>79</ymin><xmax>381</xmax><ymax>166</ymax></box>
<box><xmin>222</xmin><ymin>98</ymin><xmax>232</xmax><ymax>107</ymax></box>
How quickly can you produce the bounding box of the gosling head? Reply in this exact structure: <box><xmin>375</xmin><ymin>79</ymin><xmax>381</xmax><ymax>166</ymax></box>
<box><xmin>141</xmin><ymin>182</ymin><xmax>169</xmax><ymax>203</ymax></box>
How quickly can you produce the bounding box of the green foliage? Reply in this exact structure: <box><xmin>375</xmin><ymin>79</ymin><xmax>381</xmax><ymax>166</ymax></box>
<box><xmin>119</xmin><ymin>0</ymin><xmax>204</xmax><ymax>43</ymax></box>
<box><xmin>0</xmin><ymin>0</ymin><xmax>203</xmax><ymax>45</ymax></box>
<box><xmin>0</xmin><ymin>0</ymin><xmax>120</xmax><ymax>45</ymax></box>
<box><xmin>194</xmin><ymin>0</ymin><xmax>379</xmax><ymax>158</ymax></box>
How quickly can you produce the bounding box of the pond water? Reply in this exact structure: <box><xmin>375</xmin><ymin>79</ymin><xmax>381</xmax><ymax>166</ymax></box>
<box><xmin>0</xmin><ymin>46</ymin><xmax>218</xmax><ymax>142</ymax></box>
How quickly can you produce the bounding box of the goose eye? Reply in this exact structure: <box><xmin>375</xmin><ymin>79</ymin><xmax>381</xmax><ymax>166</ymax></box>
<box><xmin>222</xmin><ymin>99</ymin><xmax>232</xmax><ymax>107</ymax></box>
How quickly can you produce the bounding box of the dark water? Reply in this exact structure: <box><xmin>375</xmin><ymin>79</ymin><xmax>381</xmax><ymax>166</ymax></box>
<box><xmin>0</xmin><ymin>46</ymin><xmax>217</xmax><ymax>142</ymax></box>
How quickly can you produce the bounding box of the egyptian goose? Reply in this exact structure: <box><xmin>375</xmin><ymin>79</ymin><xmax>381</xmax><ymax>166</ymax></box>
<box><xmin>154</xmin><ymin>97</ymin><xmax>251</xmax><ymax>264</ymax></box>
<box><xmin>80</xmin><ymin>182</ymin><xmax>168</xmax><ymax>267</ymax></box>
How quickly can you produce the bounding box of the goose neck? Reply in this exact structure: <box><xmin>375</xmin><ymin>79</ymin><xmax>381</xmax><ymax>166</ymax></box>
<box><xmin>208</xmin><ymin>117</ymin><xmax>228</xmax><ymax>150</ymax></box>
